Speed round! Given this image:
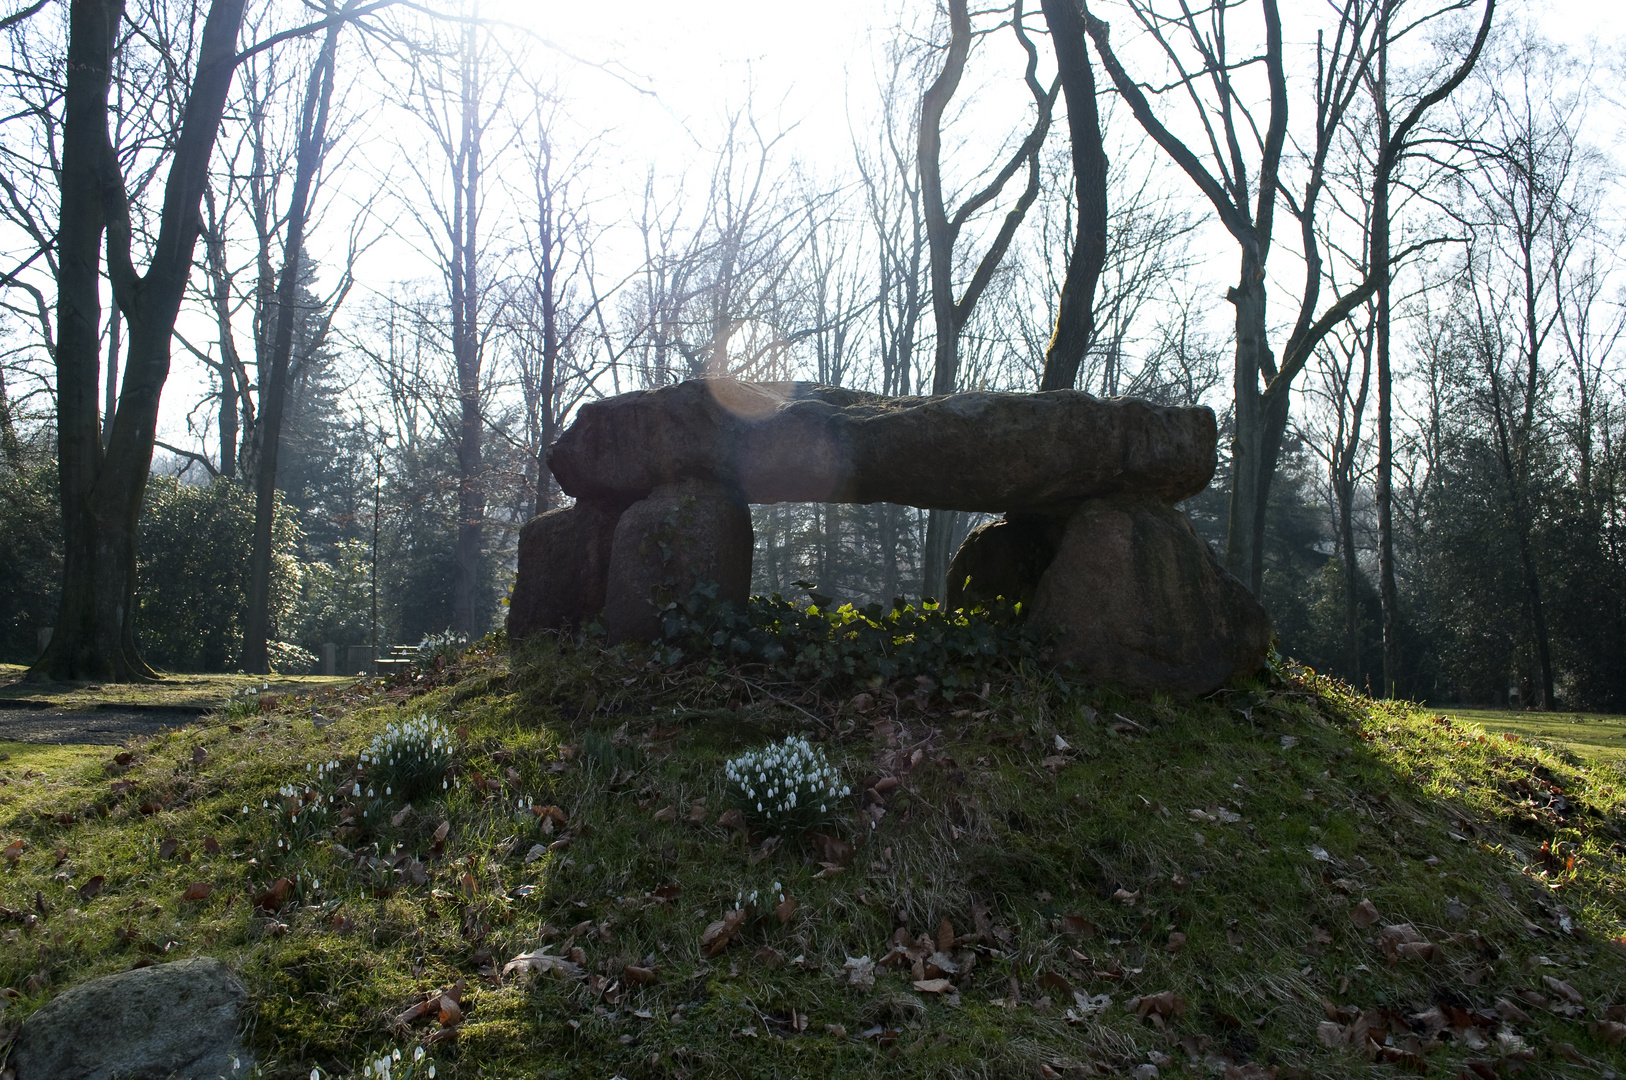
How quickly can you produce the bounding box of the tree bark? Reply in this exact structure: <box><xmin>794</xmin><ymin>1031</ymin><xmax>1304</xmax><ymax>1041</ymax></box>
<box><xmin>241</xmin><ymin>6</ymin><xmax>344</xmax><ymax>672</ymax></box>
<box><xmin>450</xmin><ymin>14</ymin><xmax>486</xmax><ymax>637</ymax></box>
<box><xmin>918</xmin><ymin>0</ymin><xmax>1054</xmax><ymax>597</ymax></box>
<box><xmin>1037</xmin><ymin>0</ymin><xmax>1107</xmax><ymax>392</ymax></box>
<box><xmin>35</xmin><ymin>0</ymin><xmax>248</xmax><ymax>683</ymax></box>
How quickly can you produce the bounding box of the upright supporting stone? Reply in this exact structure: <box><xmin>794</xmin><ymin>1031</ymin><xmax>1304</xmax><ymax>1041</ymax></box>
<box><xmin>1028</xmin><ymin>496</ymin><xmax>1271</xmax><ymax>694</ymax></box>
<box><xmin>604</xmin><ymin>479</ymin><xmax>753</xmax><ymax>644</ymax></box>
<box><xmin>507</xmin><ymin>499</ymin><xmax>622</xmax><ymax>641</ymax></box>
<box><xmin>945</xmin><ymin>514</ymin><xmax>1066</xmax><ymax>609</ymax></box>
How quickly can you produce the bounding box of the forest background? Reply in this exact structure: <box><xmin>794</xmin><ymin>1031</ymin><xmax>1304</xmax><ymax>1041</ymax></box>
<box><xmin>0</xmin><ymin>0</ymin><xmax>1622</xmax><ymax>711</ymax></box>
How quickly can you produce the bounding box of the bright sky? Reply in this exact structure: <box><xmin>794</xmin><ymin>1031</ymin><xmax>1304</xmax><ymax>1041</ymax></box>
<box><xmin>152</xmin><ymin>0</ymin><xmax>1626</xmax><ymax>449</ymax></box>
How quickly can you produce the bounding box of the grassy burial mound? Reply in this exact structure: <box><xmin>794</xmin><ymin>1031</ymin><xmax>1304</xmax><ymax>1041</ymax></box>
<box><xmin>0</xmin><ymin>617</ymin><xmax>1621</xmax><ymax>1078</ymax></box>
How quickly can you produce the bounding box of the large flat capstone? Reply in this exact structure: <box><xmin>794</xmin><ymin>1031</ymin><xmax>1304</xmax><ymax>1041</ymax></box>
<box><xmin>547</xmin><ymin>380</ymin><xmax>1216</xmax><ymax>513</ymax></box>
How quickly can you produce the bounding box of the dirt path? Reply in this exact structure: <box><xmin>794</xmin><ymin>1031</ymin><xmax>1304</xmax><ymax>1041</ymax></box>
<box><xmin>0</xmin><ymin>705</ymin><xmax>204</xmax><ymax>745</ymax></box>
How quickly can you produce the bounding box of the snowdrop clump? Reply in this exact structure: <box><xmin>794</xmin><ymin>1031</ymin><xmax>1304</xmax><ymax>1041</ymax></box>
<box><xmin>223</xmin><ymin>681</ymin><xmax>272</xmax><ymax>720</ymax></box>
<box><xmin>724</xmin><ymin>736</ymin><xmax>850</xmax><ymax>835</ymax></box>
<box><xmin>268</xmin><ymin>760</ymin><xmax>345</xmax><ymax>843</ymax></box>
<box><xmin>308</xmin><ymin>1044</ymin><xmax>436</xmax><ymax>1080</ymax></box>
<box><xmin>736</xmin><ymin>879</ymin><xmax>785</xmax><ymax>913</ymax></box>
<box><xmin>415</xmin><ymin>629</ymin><xmax>469</xmax><ymax>669</ymax></box>
<box><xmin>360</xmin><ymin>714</ymin><xmax>454</xmax><ymax>802</ymax></box>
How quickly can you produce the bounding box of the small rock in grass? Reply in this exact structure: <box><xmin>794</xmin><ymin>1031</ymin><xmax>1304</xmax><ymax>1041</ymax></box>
<box><xmin>12</xmin><ymin>957</ymin><xmax>251</xmax><ymax>1080</ymax></box>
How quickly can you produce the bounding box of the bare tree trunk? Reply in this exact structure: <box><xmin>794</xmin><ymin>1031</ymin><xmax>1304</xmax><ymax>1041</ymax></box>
<box><xmin>450</xmin><ymin>14</ymin><xmax>486</xmax><ymax>638</ymax></box>
<box><xmin>918</xmin><ymin>0</ymin><xmax>1055</xmax><ymax>597</ymax></box>
<box><xmin>241</xmin><ymin>6</ymin><xmax>345</xmax><ymax>672</ymax></box>
<box><xmin>36</xmin><ymin>0</ymin><xmax>248</xmax><ymax>683</ymax></box>
<box><xmin>1037</xmin><ymin>0</ymin><xmax>1107</xmax><ymax>392</ymax></box>
<box><xmin>102</xmin><ymin>309</ymin><xmax>118</xmax><ymax>449</ymax></box>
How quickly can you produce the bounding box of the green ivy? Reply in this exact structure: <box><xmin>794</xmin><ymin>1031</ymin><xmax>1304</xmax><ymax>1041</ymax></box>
<box><xmin>651</xmin><ymin>581</ymin><xmax>1050</xmax><ymax>691</ymax></box>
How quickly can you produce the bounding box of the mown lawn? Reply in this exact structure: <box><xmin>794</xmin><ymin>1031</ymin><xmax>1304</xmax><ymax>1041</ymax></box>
<box><xmin>1446</xmin><ymin>707</ymin><xmax>1626</xmax><ymax>766</ymax></box>
<box><xmin>0</xmin><ymin>640</ymin><xmax>1619</xmax><ymax>1079</ymax></box>
<box><xmin>0</xmin><ymin>663</ymin><xmax>355</xmax><ymax>711</ymax></box>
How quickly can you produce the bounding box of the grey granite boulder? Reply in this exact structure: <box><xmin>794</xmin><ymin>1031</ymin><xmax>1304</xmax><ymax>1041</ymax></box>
<box><xmin>11</xmin><ymin>956</ymin><xmax>251</xmax><ymax>1080</ymax></box>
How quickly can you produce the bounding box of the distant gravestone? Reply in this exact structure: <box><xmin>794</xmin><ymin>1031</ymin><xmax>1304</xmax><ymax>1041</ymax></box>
<box><xmin>321</xmin><ymin>642</ymin><xmax>337</xmax><ymax>677</ymax></box>
<box><xmin>36</xmin><ymin>627</ymin><xmax>52</xmax><ymax>656</ymax></box>
<box><xmin>11</xmin><ymin>957</ymin><xmax>252</xmax><ymax>1080</ymax></box>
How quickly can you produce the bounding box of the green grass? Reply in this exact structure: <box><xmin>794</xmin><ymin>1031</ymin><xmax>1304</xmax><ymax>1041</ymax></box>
<box><xmin>1445</xmin><ymin>707</ymin><xmax>1626</xmax><ymax>765</ymax></box>
<box><xmin>0</xmin><ymin>641</ymin><xmax>1621</xmax><ymax>1078</ymax></box>
<box><xmin>0</xmin><ymin>662</ymin><xmax>356</xmax><ymax>710</ymax></box>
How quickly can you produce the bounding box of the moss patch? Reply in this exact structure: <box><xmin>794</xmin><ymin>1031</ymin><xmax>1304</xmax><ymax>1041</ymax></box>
<box><xmin>0</xmin><ymin>640</ymin><xmax>1620</xmax><ymax>1078</ymax></box>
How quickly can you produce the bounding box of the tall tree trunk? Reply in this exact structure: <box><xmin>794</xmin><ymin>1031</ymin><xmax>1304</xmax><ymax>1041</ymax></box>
<box><xmin>1225</xmin><ymin>253</ymin><xmax>1271</xmax><ymax>594</ymax></box>
<box><xmin>102</xmin><ymin>309</ymin><xmax>118</xmax><ymax>449</ymax></box>
<box><xmin>1037</xmin><ymin>0</ymin><xmax>1107</xmax><ymax>392</ymax></box>
<box><xmin>1335</xmin><ymin>471</ymin><xmax>1360</xmax><ymax>681</ymax></box>
<box><xmin>242</xmin><ymin>11</ymin><xmax>343</xmax><ymax>672</ymax></box>
<box><xmin>451</xmin><ymin>15</ymin><xmax>485</xmax><ymax>637</ymax></box>
<box><xmin>917</xmin><ymin>0</ymin><xmax>1052</xmax><ymax>598</ymax></box>
<box><xmin>36</xmin><ymin>0</ymin><xmax>248</xmax><ymax>682</ymax></box>
<box><xmin>1372</xmin><ymin>10</ymin><xmax>1401</xmax><ymax>699</ymax></box>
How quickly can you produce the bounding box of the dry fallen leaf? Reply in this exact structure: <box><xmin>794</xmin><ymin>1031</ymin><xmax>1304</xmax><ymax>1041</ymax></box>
<box><xmin>1038</xmin><ymin>971</ymin><xmax>1072</xmax><ymax>996</ymax></box>
<box><xmin>390</xmin><ymin>805</ymin><xmax>414</xmax><ymax>828</ymax></box>
<box><xmin>1165</xmin><ymin>931</ymin><xmax>1187</xmax><ymax>953</ymax></box>
<box><xmin>202</xmin><ymin>836</ymin><xmax>221</xmax><ymax>856</ymax></box>
<box><xmin>1062</xmin><ymin>914</ymin><xmax>1098</xmax><ymax>937</ymax></box>
<box><xmin>1132</xmin><ymin>990</ymin><xmax>1187</xmax><ymax>1028</ymax></box>
<box><xmin>686</xmin><ymin>803</ymin><xmax>708</xmax><ymax>825</ymax></box>
<box><xmin>76</xmin><ymin>875</ymin><xmax>104</xmax><ymax>902</ymax></box>
<box><xmin>1543</xmin><ymin>975</ymin><xmax>1585</xmax><ymax>1005</ymax></box>
<box><xmin>1590</xmin><ymin>1020</ymin><xmax>1626</xmax><ymax>1046</ymax></box>
<box><xmin>1348</xmin><ymin>900</ymin><xmax>1381</xmax><ymax>928</ymax></box>
<box><xmin>701</xmin><ymin>909</ymin><xmax>747</xmax><ymax>957</ymax></box>
<box><xmin>191</xmin><ymin>746</ymin><xmax>207</xmax><ymax>766</ymax></box>
<box><xmin>180</xmin><ymin>882</ymin><xmax>212</xmax><ymax>902</ymax></box>
<box><xmin>774</xmin><ymin>896</ymin><xmax>798</xmax><ymax>925</ymax></box>
<box><xmin>842</xmin><ymin>955</ymin><xmax>875</xmax><ymax>991</ymax></box>
<box><xmin>652</xmin><ymin>805</ymin><xmax>677</xmax><ymax>823</ymax></box>
<box><xmin>1377</xmin><ymin>923</ymin><xmax>1430</xmax><ymax>962</ymax></box>
<box><xmin>253</xmin><ymin>876</ymin><xmax>293</xmax><ymax>914</ymax></box>
<box><xmin>437</xmin><ymin>996</ymin><xmax>463</xmax><ymax>1027</ymax></box>
<box><xmin>433</xmin><ymin>820</ymin><xmax>451</xmax><ymax>843</ymax></box>
<box><xmin>623</xmin><ymin>965</ymin><xmax>658</xmax><ymax>985</ymax></box>
<box><xmin>1112</xmin><ymin>888</ymin><xmax>1140</xmax><ymax>906</ymax></box>
<box><xmin>938</xmin><ymin>917</ymin><xmax>955</xmax><ymax>952</ymax></box>
<box><xmin>158</xmin><ymin>838</ymin><xmax>179</xmax><ymax>860</ymax></box>
<box><xmin>912</xmin><ymin>978</ymin><xmax>953</xmax><ymax>994</ymax></box>
<box><xmin>502</xmin><ymin>948</ymin><xmax>585</xmax><ymax>980</ymax></box>
<box><xmin>716</xmin><ymin>808</ymin><xmax>747</xmax><ymax>832</ymax></box>
<box><xmin>809</xmin><ymin>832</ymin><xmax>853</xmax><ymax>866</ymax></box>
<box><xmin>1494</xmin><ymin>997</ymin><xmax>1531</xmax><ymax>1024</ymax></box>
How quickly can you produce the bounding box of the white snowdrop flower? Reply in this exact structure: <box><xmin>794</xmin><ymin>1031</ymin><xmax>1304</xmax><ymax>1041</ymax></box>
<box><xmin>311</xmin><ymin>1070</ymin><xmax>320</xmax><ymax>1080</ymax></box>
<box><xmin>414</xmin><ymin>1047</ymin><xmax>425</xmax><ymax>1062</ymax></box>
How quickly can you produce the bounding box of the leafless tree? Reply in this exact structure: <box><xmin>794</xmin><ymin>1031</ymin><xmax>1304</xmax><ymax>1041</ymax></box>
<box><xmin>1082</xmin><ymin>0</ymin><xmax>1491</xmax><ymax>597</ymax></box>
<box><xmin>918</xmin><ymin>0</ymin><xmax>1059</xmax><ymax>595</ymax></box>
